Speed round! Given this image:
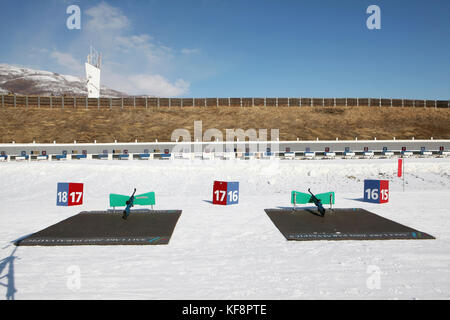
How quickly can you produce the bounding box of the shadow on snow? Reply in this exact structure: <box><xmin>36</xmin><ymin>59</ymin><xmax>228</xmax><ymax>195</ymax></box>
<box><xmin>0</xmin><ymin>246</ymin><xmax>19</xmax><ymax>300</ymax></box>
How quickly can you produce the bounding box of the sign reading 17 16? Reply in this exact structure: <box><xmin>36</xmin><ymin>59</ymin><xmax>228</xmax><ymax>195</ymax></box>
<box><xmin>57</xmin><ymin>183</ymin><xmax>84</xmax><ymax>206</ymax></box>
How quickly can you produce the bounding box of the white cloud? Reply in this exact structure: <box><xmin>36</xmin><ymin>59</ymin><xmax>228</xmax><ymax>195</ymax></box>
<box><xmin>44</xmin><ymin>2</ymin><xmax>194</xmax><ymax>97</ymax></box>
<box><xmin>51</xmin><ymin>51</ymin><xmax>83</xmax><ymax>73</ymax></box>
<box><xmin>84</xmin><ymin>2</ymin><xmax>129</xmax><ymax>32</ymax></box>
<box><xmin>82</xmin><ymin>2</ymin><xmax>179</xmax><ymax>70</ymax></box>
<box><xmin>104</xmin><ymin>72</ymin><xmax>190</xmax><ymax>97</ymax></box>
<box><xmin>115</xmin><ymin>34</ymin><xmax>154</xmax><ymax>52</ymax></box>
<box><xmin>130</xmin><ymin>74</ymin><xmax>190</xmax><ymax>97</ymax></box>
<box><xmin>181</xmin><ymin>48</ymin><xmax>201</xmax><ymax>55</ymax></box>
<box><xmin>130</xmin><ymin>34</ymin><xmax>154</xmax><ymax>47</ymax></box>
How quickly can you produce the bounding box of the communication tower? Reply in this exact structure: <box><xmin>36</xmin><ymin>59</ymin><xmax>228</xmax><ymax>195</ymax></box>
<box><xmin>85</xmin><ymin>46</ymin><xmax>102</xmax><ymax>98</ymax></box>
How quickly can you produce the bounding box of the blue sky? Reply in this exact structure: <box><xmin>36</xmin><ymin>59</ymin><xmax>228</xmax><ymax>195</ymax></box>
<box><xmin>0</xmin><ymin>0</ymin><xmax>449</xmax><ymax>98</ymax></box>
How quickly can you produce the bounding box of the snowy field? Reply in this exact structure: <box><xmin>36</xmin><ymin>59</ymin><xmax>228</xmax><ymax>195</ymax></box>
<box><xmin>0</xmin><ymin>158</ymin><xmax>449</xmax><ymax>300</ymax></box>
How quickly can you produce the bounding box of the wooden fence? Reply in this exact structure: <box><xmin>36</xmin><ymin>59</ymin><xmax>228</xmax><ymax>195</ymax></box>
<box><xmin>1</xmin><ymin>94</ymin><xmax>449</xmax><ymax>109</ymax></box>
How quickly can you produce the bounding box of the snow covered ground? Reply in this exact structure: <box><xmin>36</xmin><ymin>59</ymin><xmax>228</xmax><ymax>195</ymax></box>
<box><xmin>0</xmin><ymin>158</ymin><xmax>449</xmax><ymax>300</ymax></box>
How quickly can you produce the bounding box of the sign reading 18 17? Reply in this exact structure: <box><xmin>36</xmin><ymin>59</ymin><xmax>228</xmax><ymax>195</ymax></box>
<box><xmin>57</xmin><ymin>182</ymin><xmax>84</xmax><ymax>206</ymax></box>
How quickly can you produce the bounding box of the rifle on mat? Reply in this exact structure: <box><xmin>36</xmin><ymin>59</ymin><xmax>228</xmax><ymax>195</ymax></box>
<box><xmin>308</xmin><ymin>188</ymin><xmax>326</xmax><ymax>217</ymax></box>
<box><xmin>122</xmin><ymin>188</ymin><xmax>137</xmax><ymax>220</ymax></box>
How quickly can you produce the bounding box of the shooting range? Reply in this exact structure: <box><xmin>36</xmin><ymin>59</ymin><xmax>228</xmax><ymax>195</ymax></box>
<box><xmin>16</xmin><ymin>189</ymin><xmax>181</xmax><ymax>246</ymax></box>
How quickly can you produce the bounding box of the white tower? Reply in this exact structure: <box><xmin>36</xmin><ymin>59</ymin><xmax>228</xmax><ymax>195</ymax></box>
<box><xmin>85</xmin><ymin>46</ymin><xmax>101</xmax><ymax>98</ymax></box>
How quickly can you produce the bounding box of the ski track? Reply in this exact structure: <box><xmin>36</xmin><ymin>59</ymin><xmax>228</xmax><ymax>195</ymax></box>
<box><xmin>0</xmin><ymin>158</ymin><xmax>449</xmax><ymax>299</ymax></box>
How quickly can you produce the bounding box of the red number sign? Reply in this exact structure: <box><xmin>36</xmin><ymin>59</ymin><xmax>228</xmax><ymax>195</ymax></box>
<box><xmin>68</xmin><ymin>183</ymin><xmax>84</xmax><ymax>206</ymax></box>
<box><xmin>213</xmin><ymin>181</ymin><xmax>228</xmax><ymax>205</ymax></box>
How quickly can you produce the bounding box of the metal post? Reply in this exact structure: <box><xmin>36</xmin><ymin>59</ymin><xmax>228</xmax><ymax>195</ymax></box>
<box><xmin>252</xmin><ymin>97</ymin><xmax>255</xmax><ymax>107</ymax></box>
<box><xmin>26</xmin><ymin>95</ymin><xmax>28</xmax><ymax>109</ymax></box>
<box><xmin>264</xmin><ymin>98</ymin><xmax>266</xmax><ymax>107</ymax></box>
<box><xmin>204</xmin><ymin>98</ymin><xmax>207</xmax><ymax>107</ymax></box>
<box><xmin>121</xmin><ymin>97</ymin><xmax>124</xmax><ymax>109</ymax></box>
<box><xmin>50</xmin><ymin>96</ymin><xmax>52</xmax><ymax>108</ymax></box>
<box><xmin>86</xmin><ymin>96</ymin><xmax>88</xmax><ymax>109</ymax></box>
<box><xmin>14</xmin><ymin>94</ymin><xmax>16</xmax><ymax>108</ymax></box>
<box><xmin>413</xmin><ymin>100</ymin><xmax>415</xmax><ymax>108</ymax></box>
<box><xmin>74</xmin><ymin>97</ymin><xmax>76</xmax><ymax>108</ymax></box>
<box><xmin>98</xmin><ymin>97</ymin><xmax>100</xmax><ymax>110</ymax></box>
<box><xmin>228</xmin><ymin>97</ymin><xmax>230</xmax><ymax>107</ymax></box>
<box><xmin>330</xmin><ymin>193</ymin><xmax>333</xmax><ymax>210</ymax></box>
<box><xmin>169</xmin><ymin>98</ymin><xmax>171</xmax><ymax>108</ymax></box>
<box><xmin>133</xmin><ymin>97</ymin><xmax>136</xmax><ymax>108</ymax></box>
<box><xmin>287</xmin><ymin>98</ymin><xmax>290</xmax><ymax>107</ymax></box>
<box><xmin>402</xmin><ymin>157</ymin><xmax>405</xmax><ymax>192</ymax></box>
<box><xmin>110</xmin><ymin>98</ymin><xmax>112</xmax><ymax>109</ymax></box>
<box><xmin>435</xmin><ymin>100</ymin><xmax>437</xmax><ymax>108</ymax></box>
<box><xmin>322</xmin><ymin>98</ymin><xmax>324</xmax><ymax>107</ymax></box>
<box><xmin>1</xmin><ymin>95</ymin><xmax>3</xmax><ymax>108</ymax></box>
<box><xmin>379</xmin><ymin>99</ymin><xmax>381</xmax><ymax>107</ymax></box>
<box><xmin>157</xmin><ymin>97</ymin><xmax>160</xmax><ymax>108</ymax></box>
<box><xmin>311</xmin><ymin>98</ymin><xmax>313</xmax><ymax>107</ymax></box>
<box><xmin>368</xmin><ymin>98</ymin><xmax>371</xmax><ymax>107</ymax></box>
<box><xmin>240</xmin><ymin>98</ymin><xmax>243</xmax><ymax>107</ymax></box>
<box><xmin>345</xmin><ymin>98</ymin><xmax>347</xmax><ymax>107</ymax></box>
<box><xmin>356</xmin><ymin>98</ymin><xmax>359</xmax><ymax>107</ymax></box>
<box><xmin>391</xmin><ymin>99</ymin><xmax>393</xmax><ymax>107</ymax></box>
<box><xmin>217</xmin><ymin>98</ymin><xmax>219</xmax><ymax>107</ymax></box>
<box><xmin>402</xmin><ymin>99</ymin><xmax>404</xmax><ymax>108</ymax></box>
<box><xmin>38</xmin><ymin>96</ymin><xmax>40</xmax><ymax>108</ymax></box>
<box><xmin>145</xmin><ymin>97</ymin><xmax>148</xmax><ymax>108</ymax></box>
<box><xmin>424</xmin><ymin>99</ymin><xmax>426</xmax><ymax>108</ymax></box>
<box><xmin>334</xmin><ymin>98</ymin><xmax>336</xmax><ymax>107</ymax></box>
<box><xmin>193</xmin><ymin>98</ymin><xmax>195</xmax><ymax>107</ymax></box>
<box><xmin>299</xmin><ymin>98</ymin><xmax>302</xmax><ymax>107</ymax></box>
<box><xmin>62</xmin><ymin>96</ymin><xmax>64</xmax><ymax>109</ymax></box>
<box><xmin>276</xmin><ymin>97</ymin><xmax>278</xmax><ymax>107</ymax></box>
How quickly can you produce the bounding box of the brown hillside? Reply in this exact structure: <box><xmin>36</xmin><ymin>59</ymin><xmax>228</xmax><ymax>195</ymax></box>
<box><xmin>0</xmin><ymin>106</ymin><xmax>449</xmax><ymax>143</ymax></box>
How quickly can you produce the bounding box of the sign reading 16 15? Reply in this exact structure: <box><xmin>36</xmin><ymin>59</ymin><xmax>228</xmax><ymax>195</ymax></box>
<box><xmin>57</xmin><ymin>182</ymin><xmax>84</xmax><ymax>206</ymax></box>
<box><xmin>363</xmin><ymin>180</ymin><xmax>389</xmax><ymax>204</ymax></box>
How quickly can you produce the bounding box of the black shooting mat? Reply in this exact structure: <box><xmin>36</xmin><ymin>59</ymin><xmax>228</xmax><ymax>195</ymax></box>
<box><xmin>265</xmin><ymin>208</ymin><xmax>435</xmax><ymax>241</ymax></box>
<box><xmin>15</xmin><ymin>210</ymin><xmax>182</xmax><ymax>246</ymax></box>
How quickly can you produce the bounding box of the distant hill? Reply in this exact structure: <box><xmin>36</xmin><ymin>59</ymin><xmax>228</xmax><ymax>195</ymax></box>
<box><xmin>0</xmin><ymin>64</ymin><xmax>128</xmax><ymax>97</ymax></box>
